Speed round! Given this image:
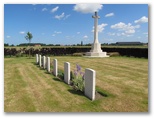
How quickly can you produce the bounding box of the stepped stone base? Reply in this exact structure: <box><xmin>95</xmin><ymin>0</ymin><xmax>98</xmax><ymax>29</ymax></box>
<box><xmin>85</xmin><ymin>43</ymin><xmax>109</xmax><ymax>57</ymax></box>
<box><xmin>85</xmin><ymin>52</ymin><xmax>109</xmax><ymax>57</ymax></box>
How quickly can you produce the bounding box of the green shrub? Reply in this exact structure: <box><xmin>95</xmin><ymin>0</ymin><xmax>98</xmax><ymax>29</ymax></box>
<box><xmin>108</xmin><ymin>52</ymin><xmax>120</xmax><ymax>57</ymax></box>
<box><xmin>15</xmin><ymin>52</ymin><xmax>23</xmax><ymax>57</ymax></box>
<box><xmin>72</xmin><ymin>77</ymin><xmax>84</xmax><ymax>92</ymax></box>
<box><xmin>58</xmin><ymin>70</ymin><xmax>64</xmax><ymax>80</ymax></box>
<box><xmin>71</xmin><ymin>64</ymin><xmax>84</xmax><ymax>92</ymax></box>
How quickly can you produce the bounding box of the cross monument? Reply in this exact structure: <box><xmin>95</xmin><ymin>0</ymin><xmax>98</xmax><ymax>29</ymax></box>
<box><xmin>86</xmin><ymin>12</ymin><xmax>109</xmax><ymax>57</ymax></box>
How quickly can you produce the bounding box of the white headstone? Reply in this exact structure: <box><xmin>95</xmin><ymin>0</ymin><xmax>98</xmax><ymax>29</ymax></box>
<box><xmin>46</xmin><ymin>56</ymin><xmax>48</xmax><ymax>70</ymax></box>
<box><xmin>36</xmin><ymin>54</ymin><xmax>39</xmax><ymax>64</ymax></box>
<box><xmin>43</xmin><ymin>56</ymin><xmax>46</xmax><ymax>69</ymax></box>
<box><xmin>64</xmin><ymin>62</ymin><xmax>70</xmax><ymax>84</ymax></box>
<box><xmin>53</xmin><ymin>59</ymin><xmax>58</xmax><ymax>77</ymax></box>
<box><xmin>39</xmin><ymin>55</ymin><xmax>42</xmax><ymax>67</ymax></box>
<box><xmin>84</xmin><ymin>68</ymin><xmax>96</xmax><ymax>100</ymax></box>
<box><xmin>47</xmin><ymin>57</ymin><xmax>50</xmax><ymax>73</ymax></box>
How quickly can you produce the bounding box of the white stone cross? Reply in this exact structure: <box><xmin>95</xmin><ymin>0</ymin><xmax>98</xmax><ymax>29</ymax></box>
<box><xmin>92</xmin><ymin>11</ymin><xmax>100</xmax><ymax>44</ymax></box>
<box><xmin>85</xmin><ymin>12</ymin><xmax>109</xmax><ymax>57</ymax></box>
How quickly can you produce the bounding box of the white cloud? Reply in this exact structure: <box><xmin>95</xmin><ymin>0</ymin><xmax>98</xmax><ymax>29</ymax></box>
<box><xmin>77</xmin><ymin>32</ymin><xmax>80</xmax><ymax>34</ymax></box>
<box><xmin>105</xmin><ymin>13</ymin><xmax>114</xmax><ymax>17</ymax></box>
<box><xmin>64</xmin><ymin>14</ymin><xmax>71</xmax><ymax>20</ymax></box>
<box><xmin>54</xmin><ymin>12</ymin><xmax>70</xmax><ymax>20</ymax></box>
<box><xmin>108</xmin><ymin>32</ymin><xmax>115</xmax><ymax>36</ymax></box>
<box><xmin>52</xmin><ymin>34</ymin><xmax>55</xmax><ymax>36</ymax></box>
<box><xmin>134</xmin><ymin>25</ymin><xmax>140</xmax><ymax>29</ymax></box>
<box><xmin>125</xmin><ymin>29</ymin><xmax>135</xmax><ymax>34</ymax></box>
<box><xmin>19</xmin><ymin>31</ymin><xmax>25</xmax><ymax>34</ymax></box>
<box><xmin>134</xmin><ymin>16</ymin><xmax>148</xmax><ymax>23</ymax></box>
<box><xmin>54</xmin><ymin>31</ymin><xmax>62</xmax><ymax>34</ymax></box>
<box><xmin>116</xmin><ymin>32</ymin><xmax>133</xmax><ymax>37</ymax></box>
<box><xmin>116</xmin><ymin>33</ymin><xmax>121</xmax><ymax>36</ymax></box>
<box><xmin>83</xmin><ymin>35</ymin><xmax>88</xmax><ymax>39</ymax></box>
<box><xmin>111</xmin><ymin>22</ymin><xmax>127</xmax><ymax>29</ymax></box>
<box><xmin>92</xmin><ymin>23</ymin><xmax>108</xmax><ymax>32</ymax></box>
<box><xmin>73</xmin><ymin>4</ymin><xmax>103</xmax><ymax>14</ymax></box>
<box><xmin>111</xmin><ymin>22</ymin><xmax>140</xmax><ymax>35</ymax></box>
<box><xmin>97</xmin><ymin>24</ymin><xmax>108</xmax><ymax>32</ymax></box>
<box><xmin>42</xmin><ymin>8</ymin><xmax>48</xmax><ymax>11</ymax></box>
<box><xmin>54</xmin><ymin>12</ymin><xmax>65</xmax><ymax>20</ymax></box>
<box><xmin>51</xmin><ymin>6</ymin><xmax>59</xmax><ymax>13</ymax></box>
<box><xmin>6</xmin><ymin>36</ymin><xmax>11</xmax><ymax>38</ymax></box>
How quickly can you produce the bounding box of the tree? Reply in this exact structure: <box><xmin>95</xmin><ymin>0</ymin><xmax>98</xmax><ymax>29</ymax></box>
<box><xmin>81</xmin><ymin>41</ymin><xmax>83</xmax><ymax>46</ymax></box>
<box><xmin>25</xmin><ymin>32</ymin><xmax>33</xmax><ymax>58</ymax></box>
<box><xmin>4</xmin><ymin>43</ymin><xmax>9</xmax><ymax>46</ymax></box>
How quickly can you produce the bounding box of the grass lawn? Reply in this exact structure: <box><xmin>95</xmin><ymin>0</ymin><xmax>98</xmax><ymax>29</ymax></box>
<box><xmin>4</xmin><ymin>56</ymin><xmax>148</xmax><ymax>112</ymax></box>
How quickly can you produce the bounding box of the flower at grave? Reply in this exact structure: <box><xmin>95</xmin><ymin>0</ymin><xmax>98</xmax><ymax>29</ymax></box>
<box><xmin>72</xmin><ymin>64</ymin><xmax>84</xmax><ymax>92</ymax></box>
<box><xmin>74</xmin><ymin>70</ymin><xmax>78</xmax><ymax>76</ymax></box>
<box><xmin>76</xmin><ymin>64</ymin><xmax>81</xmax><ymax>72</ymax></box>
<box><xmin>80</xmin><ymin>71</ymin><xmax>85</xmax><ymax>80</ymax></box>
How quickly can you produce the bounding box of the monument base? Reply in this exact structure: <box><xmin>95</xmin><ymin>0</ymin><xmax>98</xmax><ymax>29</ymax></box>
<box><xmin>85</xmin><ymin>43</ymin><xmax>109</xmax><ymax>57</ymax></box>
<box><xmin>85</xmin><ymin>52</ymin><xmax>109</xmax><ymax>57</ymax></box>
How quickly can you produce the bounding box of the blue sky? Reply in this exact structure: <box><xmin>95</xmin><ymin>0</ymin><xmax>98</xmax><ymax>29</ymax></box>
<box><xmin>4</xmin><ymin>4</ymin><xmax>148</xmax><ymax>45</ymax></box>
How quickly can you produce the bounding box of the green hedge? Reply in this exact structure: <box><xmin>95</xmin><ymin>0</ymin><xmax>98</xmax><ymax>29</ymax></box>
<box><xmin>4</xmin><ymin>47</ymin><xmax>148</xmax><ymax>58</ymax></box>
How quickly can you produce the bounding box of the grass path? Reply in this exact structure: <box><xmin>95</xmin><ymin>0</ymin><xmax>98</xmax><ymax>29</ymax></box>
<box><xmin>4</xmin><ymin>56</ymin><xmax>148</xmax><ymax>112</ymax></box>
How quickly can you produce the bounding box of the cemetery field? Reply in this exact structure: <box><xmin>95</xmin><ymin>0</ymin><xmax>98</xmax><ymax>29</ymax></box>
<box><xmin>4</xmin><ymin>56</ymin><xmax>148</xmax><ymax>112</ymax></box>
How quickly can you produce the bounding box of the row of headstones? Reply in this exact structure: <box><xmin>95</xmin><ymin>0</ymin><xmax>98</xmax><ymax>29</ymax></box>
<box><xmin>36</xmin><ymin>54</ymin><xmax>96</xmax><ymax>101</ymax></box>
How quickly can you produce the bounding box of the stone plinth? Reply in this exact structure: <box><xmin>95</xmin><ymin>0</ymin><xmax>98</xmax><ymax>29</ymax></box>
<box><xmin>84</xmin><ymin>68</ymin><xmax>96</xmax><ymax>100</ymax></box>
<box><xmin>64</xmin><ymin>62</ymin><xmax>70</xmax><ymax>84</ymax></box>
<box><xmin>86</xmin><ymin>42</ymin><xmax>108</xmax><ymax>57</ymax></box>
<box><xmin>86</xmin><ymin>49</ymin><xmax>108</xmax><ymax>57</ymax></box>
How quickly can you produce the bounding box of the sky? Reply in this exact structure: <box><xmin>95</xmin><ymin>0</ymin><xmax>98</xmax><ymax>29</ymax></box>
<box><xmin>4</xmin><ymin>4</ymin><xmax>148</xmax><ymax>45</ymax></box>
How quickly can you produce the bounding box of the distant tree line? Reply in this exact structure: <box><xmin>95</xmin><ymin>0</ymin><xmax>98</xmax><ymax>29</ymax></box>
<box><xmin>18</xmin><ymin>43</ymin><xmax>47</xmax><ymax>46</ymax></box>
<box><xmin>4</xmin><ymin>43</ymin><xmax>91</xmax><ymax>47</ymax></box>
<box><xmin>4</xmin><ymin>43</ymin><xmax>14</xmax><ymax>47</ymax></box>
<box><xmin>4</xmin><ymin>42</ymin><xmax>148</xmax><ymax>47</ymax></box>
<box><xmin>4</xmin><ymin>47</ymin><xmax>148</xmax><ymax>58</ymax></box>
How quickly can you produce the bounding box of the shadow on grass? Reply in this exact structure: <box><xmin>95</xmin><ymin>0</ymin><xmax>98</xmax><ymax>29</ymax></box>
<box><xmin>44</xmin><ymin>71</ymin><xmax>51</xmax><ymax>75</ymax></box>
<box><xmin>96</xmin><ymin>91</ymin><xmax>108</xmax><ymax>97</ymax></box>
<box><xmin>39</xmin><ymin>67</ymin><xmax>45</xmax><ymax>70</ymax></box>
<box><xmin>52</xmin><ymin>77</ymin><xmax>64</xmax><ymax>83</ymax></box>
<box><xmin>68</xmin><ymin>89</ymin><xmax>85</xmax><ymax>97</ymax></box>
<box><xmin>31</xmin><ymin>62</ymin><xmax>37</xmax><ymax>65</ymax></box>
<box><xmin>96</xmin><ymin>86</ymin><xmax>115</xmax><ymax>98</ymax></box>
<box><xmin>31</xmin><ymin>62</ymin><xmax>41</xmax><ymax>68</ymax></box>
<box><xmin>26</xmin><ymin>57</ymin><xmax>34</xmax><ymax>59</ymax></box>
